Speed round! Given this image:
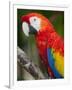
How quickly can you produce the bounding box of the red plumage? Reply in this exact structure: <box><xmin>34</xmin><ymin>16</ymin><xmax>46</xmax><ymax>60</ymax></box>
<box><xmin>35</xmin><ymin>27</ymin><xmax>64</xmax><ymax>78</ymax></box>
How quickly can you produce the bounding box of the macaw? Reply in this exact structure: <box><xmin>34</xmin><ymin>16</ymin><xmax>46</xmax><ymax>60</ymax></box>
<box><xmin>21</xmin><ymin>13</ymin><xmax>64</xmax><ymax>78</ymax></box>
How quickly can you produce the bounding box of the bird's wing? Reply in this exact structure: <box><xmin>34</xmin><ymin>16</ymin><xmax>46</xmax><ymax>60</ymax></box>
<box><xmin>47</xmin><ymin>48</ymin><xmax>64</xmax><ymax>78</ymax></box>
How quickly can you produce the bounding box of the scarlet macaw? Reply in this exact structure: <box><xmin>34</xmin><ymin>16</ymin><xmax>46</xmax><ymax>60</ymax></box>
<box><xmin>21</xmin><ymin>13</ymin><xmax>64</xmax><ymax>78</ymax></box>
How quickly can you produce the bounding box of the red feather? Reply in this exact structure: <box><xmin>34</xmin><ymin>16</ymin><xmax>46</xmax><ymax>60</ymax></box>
<box><xmin>35</xmin><ymin>27</ymin><xmax>64</xmax><ymax>78</ymax></box>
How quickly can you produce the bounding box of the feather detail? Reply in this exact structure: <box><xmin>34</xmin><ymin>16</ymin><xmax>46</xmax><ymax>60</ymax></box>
<box><xmin>47</xmin><ymin>48</ymin><xmax>63</xmax><ymax>78</ymax></box>
<box><xmin>52</xmin><ymin>49</ymin><xmax>64</xmax><ymax>77</ymax></box>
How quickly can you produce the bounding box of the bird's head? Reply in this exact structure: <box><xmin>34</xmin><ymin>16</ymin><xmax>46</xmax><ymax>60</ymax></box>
<box><xmin>21</xmin><ymin>13</ymin><xmax>50</xmax><ymax>37</ymax></box>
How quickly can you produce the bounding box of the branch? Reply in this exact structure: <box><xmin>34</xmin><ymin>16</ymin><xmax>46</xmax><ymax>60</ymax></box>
<box><xmin>17</xmin><ymin>47</ymin><xmax>46</xmax><ymax>79</ymax></box>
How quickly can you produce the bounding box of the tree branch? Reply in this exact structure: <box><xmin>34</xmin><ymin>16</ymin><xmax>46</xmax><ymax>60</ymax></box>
<box><xmin>17</xmin><ymin>47</ymin><xmax>46</xmax><ymax>79</ymax></box>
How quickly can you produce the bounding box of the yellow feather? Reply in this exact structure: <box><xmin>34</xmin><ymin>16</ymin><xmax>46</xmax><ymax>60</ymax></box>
<box><xmin>52</xmin><ymin>49</ymin><xmax>64</xmax><ymax>77</ymax></box>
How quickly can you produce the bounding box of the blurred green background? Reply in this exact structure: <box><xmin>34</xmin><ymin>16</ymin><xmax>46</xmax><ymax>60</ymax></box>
<box><xmin>17</xmin><ymin>9</ymin><xmax>64</xmax><ymax>80</ymax></box>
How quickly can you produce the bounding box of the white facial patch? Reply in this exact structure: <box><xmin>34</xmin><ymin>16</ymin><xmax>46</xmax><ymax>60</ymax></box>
<box><xmin>29</xmin><ymin>16</ymin><xmax>41</xmax><ymax>31</ymax></box>
<box><xmin>22</xmin><ymin>22</ymin><xmax>29</xmax><ymax>37</ymax></box>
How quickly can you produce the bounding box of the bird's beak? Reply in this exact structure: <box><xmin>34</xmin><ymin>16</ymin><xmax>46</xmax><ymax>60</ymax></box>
<box><xmin>29</xmin><ymin>25</ymin><xmax>37</xmax><ymax>35</ymax></box>
<box><xmin>22</xmin><ymin>22</ymin><xmax>29</xmax><ymax>37</ymax></box>
<box><xmin>22</xmin><ymin>22</ymin><xmax>37</xmax><ymax>37</ymax></box>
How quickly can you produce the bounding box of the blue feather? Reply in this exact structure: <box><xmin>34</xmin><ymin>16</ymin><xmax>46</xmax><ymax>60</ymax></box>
<box><xmin>47</xmin><ymin>48</ymin><xmax>62</xmax><ymax>78</ymax></box>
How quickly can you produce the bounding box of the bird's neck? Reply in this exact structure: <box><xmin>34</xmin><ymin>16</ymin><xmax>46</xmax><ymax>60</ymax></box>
<box><xmin>35</xmin><ymin>26</ymin><xmax>55</xmax><ymax>39</ymax></box>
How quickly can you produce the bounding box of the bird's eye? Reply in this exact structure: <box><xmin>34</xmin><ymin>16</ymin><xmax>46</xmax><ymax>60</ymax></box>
<box><xmin>33</xmin><ymin>18</ymin><xmax>36</xmax><ymax>21</ymax></box>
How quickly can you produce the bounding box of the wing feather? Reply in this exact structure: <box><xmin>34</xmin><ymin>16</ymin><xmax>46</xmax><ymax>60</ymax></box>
<box><xmin>47</xmin><ymin>48</ymin><xmax>64</xmax><ymax>78</ymax></box>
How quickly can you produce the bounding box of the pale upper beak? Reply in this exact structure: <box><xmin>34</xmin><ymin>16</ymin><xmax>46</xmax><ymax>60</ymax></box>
<box><xmin>22</xmin><ymin>22</ymin><xmax>29</xmax><ymax>37</ymax></box>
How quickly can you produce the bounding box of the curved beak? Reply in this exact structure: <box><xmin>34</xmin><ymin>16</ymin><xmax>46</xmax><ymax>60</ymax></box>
<box><xmin>22</xmin><ymin>22</ymin><xmax>37</xmax><ymax>37</ymax></box>
<box><xmin>29</xmin><ymin>25</ymin><xmax>37</xmax><ymax>35</ymax></box>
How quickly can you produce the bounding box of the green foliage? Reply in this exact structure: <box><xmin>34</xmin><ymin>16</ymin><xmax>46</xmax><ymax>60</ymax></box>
<box><xmin>52</xmin><ymin>13</ymin><xmax>64</xmax><ymax>37</ymax></box>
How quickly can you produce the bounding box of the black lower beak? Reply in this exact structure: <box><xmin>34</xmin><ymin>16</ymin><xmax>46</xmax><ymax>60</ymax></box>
<box><xmin>29</xmin><ymin>25</ymin><xmax>37</xmax><ymax>35</ymax></box>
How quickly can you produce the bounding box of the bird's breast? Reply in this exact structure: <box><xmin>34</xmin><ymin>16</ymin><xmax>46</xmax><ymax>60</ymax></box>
<box><xmin>35</xmin><ymin>33</ymin><xmax>48</xmax><ymax>66</ymax></box>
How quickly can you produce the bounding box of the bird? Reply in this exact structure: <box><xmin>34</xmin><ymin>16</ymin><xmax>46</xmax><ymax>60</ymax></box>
<box><xmin>21</xmin><ymin>13</ymin><xmax>64</xmax><ymax>79</ymax></box>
